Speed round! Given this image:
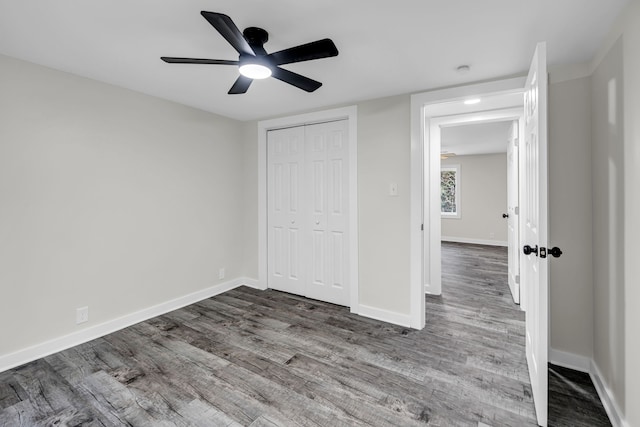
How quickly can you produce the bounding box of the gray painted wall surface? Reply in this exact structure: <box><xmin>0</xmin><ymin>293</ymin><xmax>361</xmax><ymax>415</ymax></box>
<box><xmin>0</xmin><ymin>55</ymin><xmax>246</xmax><ymax>356</ymax></box>
<box><xmin>548</xmin><ymin>76</ymin><xmax>594</xmax><ymax>359</ymax></box>
<box><xmin>620</xmin><ymin>3</ymin><xmax>640</xmax><ymax>424</ymax></box>
<box><xmin>591</xmin><ymin>36</ymin><xmax>626</xmax><ymax>416</ymax></box>
<box><xmin>441</xmin><ymin>153</ymin><xmax>508</xmax><ymax>244</ymax></box>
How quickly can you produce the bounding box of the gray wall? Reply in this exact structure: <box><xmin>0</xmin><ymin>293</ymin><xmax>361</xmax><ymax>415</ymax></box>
<box><xmin>590</xmin><ymin>0</ymin><xmax>640</xmax><ymax>421</ymax></box>
<box><xmin>356</xmin><ymin>96</ymin><xmax>411</xmax><ymax>314</ymax></box>
<box><xmin>591</xmin><ymin>36</ymin><xmax>626</xmax><ymax>415</ymax></box>
<box><xmin>0</xmin><ymin>55</ymin><xmax>246</xmax><ymax>356</ymax></box>
<box><xmin>622</xmin><ymin>2</ymin><xmax>640</xmax><ymax>423</ymax></box>
<box><xmin>441</xmin><ymin>154</ymin><xmax>508</xmax><ymax>244</ymax></box>
<box><xmin>548</xmin><ymin>76</ymin><xmax>594</xmax><ymax>359</ymax></box>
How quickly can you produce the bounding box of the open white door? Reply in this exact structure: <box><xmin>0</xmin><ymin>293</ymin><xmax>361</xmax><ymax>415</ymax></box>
<box><xmin>507</xmin><ymin>121</ymin><xmax>520</xmax><ymax>304</ymax></box>
<box><xmin>522</xmin><ymin>42</ymin><xmax>549</xmax><ymax>427</ymax></box>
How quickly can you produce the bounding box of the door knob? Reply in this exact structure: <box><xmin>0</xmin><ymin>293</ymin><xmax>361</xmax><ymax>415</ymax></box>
<box><xmin>315</xmin><ymin>220</ymin><xmax>320</xmax><ymax>225</ymax></box>
<box><xmin>523</xmin><ymin>245</ymin><xmax>538</xmax><ymax>256</ymax></box>
<box><xmin>548</xmin><ymin>247</ymin><xmax>563</xmax><ymax>258</ymax></box>
<box><xmin>291</xmin><ymin>220</ymin><xmax>295</xmax><ymax>224</ymax></box>
<box><xmin>502</xmin><ymin>213</ymin><xmax>509</xmax><ymax>218</ymax></box>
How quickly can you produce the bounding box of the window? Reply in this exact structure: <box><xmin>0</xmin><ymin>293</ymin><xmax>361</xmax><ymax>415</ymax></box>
<box><xmin>441</xmin><ymin>165</ymin><xmax>460</xmax><ymax>218</ymax></box>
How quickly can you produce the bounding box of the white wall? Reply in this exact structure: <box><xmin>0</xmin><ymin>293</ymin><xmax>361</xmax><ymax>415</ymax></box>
<box><xmin>0</xmin><ymin>55</ymin><xmax>246</xmax><ymax>357</ymax></box>
<box><xmin>547</xmin><ymin>76</ymin><xmax>594</xmax><ymax>360</ymax></box>
<box><xmin>441</xmin><ymin>154</ymin><xmax>508</xmax><ymax>245</ymax></box>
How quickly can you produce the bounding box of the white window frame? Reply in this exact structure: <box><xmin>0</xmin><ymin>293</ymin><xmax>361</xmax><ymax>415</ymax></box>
<box><xmin>440</xmin><ymin>164</ymin><xmax>461</xmax><ymax>219</ymax></box>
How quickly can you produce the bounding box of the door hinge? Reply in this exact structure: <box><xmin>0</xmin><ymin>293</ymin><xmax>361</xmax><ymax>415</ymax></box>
<box><xmin>515</xmin><ymin>275</ymin><xmax>520</xmax><ymax>284</ymax></box>
<box><xmin>514</xmin><ymin>206</ymin><xmax>519</xmax><ymax>215</ymax></box>
<box><xmin>514</xmin><ymin>138</ymin><xmax>519</xmax><ymax>147</ymax></box>
<box><xmin>421</xmin><ymin>224</ymin><xmax>424</xmax><ymax>231</ymax></box>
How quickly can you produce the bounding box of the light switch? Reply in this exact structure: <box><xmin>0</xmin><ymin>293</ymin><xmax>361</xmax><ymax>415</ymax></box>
<box><xmin>389</xmin><ymin>183</ymin><xmax>398</xmax><ymax>196</ymax></box>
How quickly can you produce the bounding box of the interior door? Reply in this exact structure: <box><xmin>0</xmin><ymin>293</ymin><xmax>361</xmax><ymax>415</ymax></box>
<box><xmin>522</xmin><ymin>42</ymin><xmax>549</xmax><ymax>427</ymax></box>
<box><xmin>305</xmin><ymin>120</ymin><xmax>350</xmax><ymax>306</ymax></box>
<box><xmin>507</xmin><ymin>120</ymin><xmax>520</xmax><ymax>304</ymax></box>
<box><xmin>267</xmin><ymin>126</ymin><xmax>306</xmax><ymax>295</ymax></box>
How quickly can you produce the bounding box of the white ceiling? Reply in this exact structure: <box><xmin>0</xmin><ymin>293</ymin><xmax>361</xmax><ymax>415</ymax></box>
<box><xmin>441</xmin><ymin>121</ymin><xmax>513</xmax><ymax>156</ymax></box>
<box><xmin>0</xmin><ymin>0</ymin><xmax>628</xmax><ymax>121</ymax></box>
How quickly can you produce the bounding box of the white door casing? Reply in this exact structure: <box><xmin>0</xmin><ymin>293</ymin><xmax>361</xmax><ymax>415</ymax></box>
<box><xmin>507</xmin><ymin>120</ymin><xmax>520</xmax><ymax>304</ymax></box>
<box><xmin>522</xmin><ymin>42</ymin><xmax>549</xmax><ymax>427</ymax></box>
<box><xmin>267</xmin><ymin>120</ymin><xmax>350</xmax><ymax>307</ymax></box>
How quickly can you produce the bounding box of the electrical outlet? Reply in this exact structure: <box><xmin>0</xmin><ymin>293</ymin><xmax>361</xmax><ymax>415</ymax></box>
<box><xmin>76</xmin><ymin>306</ymin><xmax>89</xmax><ymax>324</ymax></box>
<box><xmin>218</xmin><ymin>268</ymin><xmax>225</xmax><ymax>280</ymax></box>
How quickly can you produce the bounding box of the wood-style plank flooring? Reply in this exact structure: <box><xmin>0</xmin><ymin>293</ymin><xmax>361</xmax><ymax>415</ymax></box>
<box><xmin>549</xmin><ymin>364</ymin><xmax>611</xmax><ymax>426</ymax></box>
<box><xmin>0</xmin><ymin>242</ymin><xmax>608</xmax><ymax>426</ymax></box>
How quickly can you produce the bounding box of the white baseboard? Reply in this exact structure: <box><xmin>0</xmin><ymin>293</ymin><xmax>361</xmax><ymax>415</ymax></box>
<box><xmin>424</xmin><ymin>283</ymin><xmax>442</xmax><ymax>295</ymax></box>
<box><xmin>357</xmin><ymin>304</ymin><xmax>411</xmax><ymax>328</ymax></box>
<box><xmin>0</xmin><ymin>277</ymin><xmax>257</xmax><ymax>374</ymax></box>
<box><xmin>549</xmin><ymin>348</ymin><xmax>591</xmax><ymax>372</ymax></box>
<box><xmin>441</xmin><ymin>236</ymin><xmax>508</xmax><ymax>247</ymax></box>
<box><xmin>241</xmin><ymin>277</ymin><xmax>267</xmax><ymax>290</ymax></box>
<box><xmin>590</xmin><ymin>360</ymin><xmax>628</xmax><ymax>427</ymax></box>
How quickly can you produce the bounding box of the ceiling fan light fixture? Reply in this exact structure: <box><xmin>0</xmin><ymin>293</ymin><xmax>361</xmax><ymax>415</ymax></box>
<box><xmin>239</xmin><ymin>56</ymin><xmax>272</xmax><ymax>79</ymax></box>
<box><xmin>239</xmin><ymin>62</ymin><xmax>272</xmax><ymax>79</ymax></box>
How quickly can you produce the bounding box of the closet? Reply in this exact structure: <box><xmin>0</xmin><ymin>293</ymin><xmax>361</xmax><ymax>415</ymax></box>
<box><xmin>267</xmin><ymin>119</ymin><xmax>350</xmax><ymax>306</ymax></box>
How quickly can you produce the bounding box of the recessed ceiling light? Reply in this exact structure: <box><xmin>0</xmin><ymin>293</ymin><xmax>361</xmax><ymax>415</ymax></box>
<box><xmin>464</xmin><ymin>98</ymin><xmax>481</xmax><ymax>105</ymax></box>
<box><xmin>456</xmin><ymin>65</ymin><xmax>471</xmax><ymax>74</ymax></box>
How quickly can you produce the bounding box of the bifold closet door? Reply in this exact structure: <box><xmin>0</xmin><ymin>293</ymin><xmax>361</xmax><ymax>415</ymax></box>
<box><xmin>267</xmin><ymin>120</ymin><xmax>350</xmax><ymax>306</ymax></box>
<box><xmin>304</xmin><ymin>120</ymin><xmax>349</xmax><ymax>305</ymax></box>
<box><xmin>267</xmin><ymin>126</ymin><xmax>306</xmax><ymax>295</ymax></box>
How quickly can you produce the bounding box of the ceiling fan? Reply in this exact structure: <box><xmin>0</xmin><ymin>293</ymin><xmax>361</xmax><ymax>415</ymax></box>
<box><xmin>161</xmin><ymin>11</ymin><xmax>339</xmax><ymax>94</ymax></box>
<box><xmin>441</xmin><ymin>152</ymin><xmax>457</xmax><ymax>160</ymax></box>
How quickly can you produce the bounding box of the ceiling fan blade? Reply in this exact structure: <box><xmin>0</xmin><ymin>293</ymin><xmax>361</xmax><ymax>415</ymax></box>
<box><xmin>268</xmin><ymin>39</ymin><xmax>338</xmax><ymax>65</ymax></box>
<box><xmin>271</xmin><ymin>67</ymin><xmax>322</xmax><ymax>92</ymax></box>
<box><xmin>200</xmin><ymin>11</ymin><xmax>254</xmax><ymax>56</ymax></box>
<box><xmin>228</xmin><ymin>75</ymin><xmax>253</xmax><ymax>94</ymax></box>
<box><xmin>161</xmin><ymin>57</ymin><xmax>238</xmax><ymax>65</ymax></box>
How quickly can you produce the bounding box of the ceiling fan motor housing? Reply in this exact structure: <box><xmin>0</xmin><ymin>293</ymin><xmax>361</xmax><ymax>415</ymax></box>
<box><xmin>243</xmin><ymin>27</ymin><xmax>269</xmax><ymax>48</ymax></box>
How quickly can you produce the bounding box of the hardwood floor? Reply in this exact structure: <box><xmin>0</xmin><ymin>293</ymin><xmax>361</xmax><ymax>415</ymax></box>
<box><xmin>0</xmin><ymin>242</ymin><xmax>607</xmax><ymax>426</ymax></box>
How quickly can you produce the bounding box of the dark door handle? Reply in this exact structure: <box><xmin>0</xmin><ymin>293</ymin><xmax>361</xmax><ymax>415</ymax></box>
<box><xmin>523</xmin><ymin>245</ymin><xmax>538</xmax><ymax>256</ymax></box>
<box><xmin>548</xmin><ymin>247</ymin><xmax>563</xmax><ymax>258</ymax></box>
<box><xmin>502</xmin><ymin>213</ymin><xmax>509</xmax><ymax>218</ymax></box>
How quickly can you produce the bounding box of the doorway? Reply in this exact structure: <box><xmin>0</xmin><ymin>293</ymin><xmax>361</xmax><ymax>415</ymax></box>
<box><xmin>410</xmin><ymin>42</ymin><xmax>550</xmax><ymax>427</ymax></box>
<box><xmin>438</xmin><ymin>115</ymin><xmax>524</xmax><ymax>306</ymax></box>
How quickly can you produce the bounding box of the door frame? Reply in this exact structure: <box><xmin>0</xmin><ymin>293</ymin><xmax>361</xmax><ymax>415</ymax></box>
<box><xmin>427</xmin><ymin>108</ymin><xmax>525</xmax><ymax>296</ymax></box>
<box><xmin>410</xmin><ymin>77</ymin><xmax>526</xmax><ymax>328</ymax></box>
<box><xmin>258</xmin><ymin>106</ymin><xmax>359</xmax><ymax>312</ymax></box>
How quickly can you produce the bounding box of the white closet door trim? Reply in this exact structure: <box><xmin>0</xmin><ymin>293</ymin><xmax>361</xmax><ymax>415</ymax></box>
<box><xmin>258</xmin><ymin>106</ymin><xmax>359</xmax><ymax>313</ymax></box>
